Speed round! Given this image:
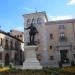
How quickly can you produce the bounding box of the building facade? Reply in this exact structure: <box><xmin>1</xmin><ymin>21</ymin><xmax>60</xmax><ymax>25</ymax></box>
<box><xmin>9</xmin><ymin>29</ymin><xmax>24</xmax><ymax>42</ymax></box>
<box><xmin>23</xmin><ymin>11</ymin><xmax>75</xmax><ymax>67</ymax></box>
<box><xmin>0</xmin><ymin>30</ymin><xmax>23</xmax><ymax>66</ymax></box>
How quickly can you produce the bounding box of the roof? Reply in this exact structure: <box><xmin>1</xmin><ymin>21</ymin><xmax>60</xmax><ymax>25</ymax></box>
<box><xmin>45</xmin><ymin>19</ymin><xmax>75</xmax><ymax>25</ymax></box>
<box><xmin>10</xmin><ymin>29</ymin><xmax>24</xmax><ymax>33</ymax></box>
<box><xmin>0</xmin><ymin>30</ymin><xmax>23</xmax><ymax>43</ymax></box>
<box><xmin>23</xmin><ymin>11</ymin><xmax>48</xmax><ymax>21</ymax></box>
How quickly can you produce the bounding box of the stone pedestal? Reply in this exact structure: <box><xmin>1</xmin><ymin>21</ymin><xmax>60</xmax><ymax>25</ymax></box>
<box><xmin>22</xmin><ymin>46</ymin><xmax>42</xmax><ymax>69</ymax></box>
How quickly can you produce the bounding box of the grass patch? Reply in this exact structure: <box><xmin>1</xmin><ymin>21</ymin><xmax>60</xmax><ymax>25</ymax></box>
<box><xmin>1</xmin><ymin>67</ymin><xmax>75</xmax><ymax>75</ymax></box>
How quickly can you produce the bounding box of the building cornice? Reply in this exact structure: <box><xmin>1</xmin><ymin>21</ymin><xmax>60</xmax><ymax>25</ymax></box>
<box><xmin>22</xmin><ymin>11</ymin><xmax>48</xmax><ymax>21</ymax></box>
<box><xmin>45</xmin><ymin>19</ymin><xmax>75</xmax><ymax>25</ymax></box>
<box><xmin>0</xmin><ymin>30</ymin><xmax>23</xmax><ymax>43</ymax></box>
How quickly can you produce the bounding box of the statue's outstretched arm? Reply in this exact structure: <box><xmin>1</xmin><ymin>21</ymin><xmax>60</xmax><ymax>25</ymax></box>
<box><xmin>24</xmin><ymin>26</ymin><xmax>31</xmax><ymax>30</ymax></box>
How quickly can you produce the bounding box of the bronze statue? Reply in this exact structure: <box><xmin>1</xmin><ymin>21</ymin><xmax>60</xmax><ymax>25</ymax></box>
<box><xmin>25</xmin><ymin>23</ymin><xmax>38</xmax><ymax>45</ymax></box>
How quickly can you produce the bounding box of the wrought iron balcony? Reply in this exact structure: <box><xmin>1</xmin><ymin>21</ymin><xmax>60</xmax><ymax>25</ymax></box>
<box><xmin>59</xmin><ymin>37</ymin><xmax>67</xmax><ymax>42</ymax></box>
<box><xmin>55</xmin><ymin>41</ymin><xmax>72</xmax><ymax>47</ymax></box>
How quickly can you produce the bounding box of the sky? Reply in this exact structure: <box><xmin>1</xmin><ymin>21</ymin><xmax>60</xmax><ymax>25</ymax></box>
<box><xmin>0</xmin><ymin>0</ymin><xmax>75</xmax><ymax>32</ymax></box>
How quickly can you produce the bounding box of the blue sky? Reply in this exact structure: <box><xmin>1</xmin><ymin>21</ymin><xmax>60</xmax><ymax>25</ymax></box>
<box><xmin>0</xmin><ymin>0</ymin><xmax>75</xmax><ymax>32</ymax></box>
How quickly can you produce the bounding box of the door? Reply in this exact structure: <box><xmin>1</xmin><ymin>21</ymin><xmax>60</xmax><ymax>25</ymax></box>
<box><xmin>60</xmin><ymin>50</ymin><xmax>69</xmax><ymax>63</ymax></box>
<box><xmin>5</xmin><ymin>53</ymin><xmax>9</xmax><ymax>66</ymax></box>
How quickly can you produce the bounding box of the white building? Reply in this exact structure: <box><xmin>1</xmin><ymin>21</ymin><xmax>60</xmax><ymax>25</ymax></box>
<box><xmin>23</xmin><ymin>11</ymin><xmax>75</xmax><ymax>67</ymax></box>
<box><xmin>0</xmin><ymin>30</ymin><xmax>23</xmax><ymax>66</ymax></box>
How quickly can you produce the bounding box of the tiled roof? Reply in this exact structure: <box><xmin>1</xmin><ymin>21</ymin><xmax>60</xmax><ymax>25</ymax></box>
<box><xmin>45</xmin><ymin>19</ymin><xmax>75</xmax><ymax>25</ymax></box>
<box><xmin>0</xmin><ymin>30</ymin><xmax>23</xmax><ymax>43</ymax></box>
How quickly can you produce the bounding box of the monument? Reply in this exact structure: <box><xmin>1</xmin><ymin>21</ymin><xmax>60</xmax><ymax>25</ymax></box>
<box><xmin>22</xmin><ymin>23</ymin><xmax>42</xmax><ymax>69</ymax></box>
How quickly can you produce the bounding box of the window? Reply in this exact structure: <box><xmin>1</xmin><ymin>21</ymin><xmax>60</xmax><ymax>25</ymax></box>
<box><xmin>59</xmin><ymin>25</ymin><xmax>65</xmax><ymax>29</ymax></box>
<box><xmin>60</xmin><ymin>32</ymin><xmax>65</xmax><ymax>37</ymax></box>
<box><xmin>0</xmin><ymin>52</ymin><xmax>2</xmax><ymax>60</ymax></box>
<box><xmin>1</xmin><ymin>38</ymin><xmax>2</xmax><ymax>45</ymax></box>
<box><xmin>37</xmin><ymin>18</ymin><xmax>42</xmax><ymax>24</ymax></box>
<box><xmin>20</xmin><ymin>35</ymin><xmax>22</xmax><ymax>37</ymax></box>
<box><xmin>73</xmin><ymin>54</ymin><xmax>75</xmax><ymax>59</ymax></box>
<box><xmin>32</xmin><ymin>19</ymin><xmax>36</xmax><ymax>24</ymax></box>
<box><xmin>15</xmin><ymin>41</ymin><xmax>19</xmax><ymax>50</ymax></box>
<box><xmin>5</xmin><ymin>39</ymin><xmax>9</xmax><ymax>49</ymax></box>
<box><xmin>50</xmin><ymin>56</ymin><xmax>54</xmax><ymax>60</ymax></box>
<box><xmin>59</xmin><ymin>32</ymin><xmax>66</xmax><ymax>41</ymax></box>
<box><xmin>73</xmin><ymin>46</ymin><xmax>75</xmax><ymax>50</ymax></box>
<box><xmin>50</xmin><ymin>34</ymin><xmax>53</xmax><ymax>39</ymax></box>
<box><xmin>17</xmin><ymin>35</ymin><xmax>19</xmax><ymax>37</ymax></box>
<box><xmin>10</xmin><ymin>41</ymin><xmax>13</xmax><ymax>50</ymax></box>
<box><xmin>50</xmin><ymin>45</ymin><xmax>52</xmax><ymax>49</ymax></box>
<box><xmin>27</xmin><ymin>19</ymin><xmax>31</xmax><ymax>25</ymax></box>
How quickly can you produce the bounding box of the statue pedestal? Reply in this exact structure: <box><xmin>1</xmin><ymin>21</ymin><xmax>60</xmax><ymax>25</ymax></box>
<box><xmin>22</xmin><ymin>46</ymin><xmax>42</xmax><ymax>69</ymax></box>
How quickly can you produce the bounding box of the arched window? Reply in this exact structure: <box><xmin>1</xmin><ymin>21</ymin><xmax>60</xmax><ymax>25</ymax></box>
<box><xmin>27</xmin><ymin>19</ymin><xmax>31</xmax><ymax>25</ymax></box>
<box><xmin>60</xmin><ymin>32</ymin><xmax>65</xmax><ymax>38</ymax></box>
<box><xmin>10</xmin><ymin>40</ymin><xmax>13</xmax><ymax>50</ymax></box>
<box><xmin>59</xmin><ymin>32</ymin><xmax>66</xmax><ymax>41</ymax></box>
<box><xmin>1</xmin><ymin>38</ymin><xmax>2</xmax><ymax>45</ymax></box>
<box><xmin>5</xmin><ymin>39</ymin><xmax>9</xmax><ymax>49</ymax></box>
<box><xmin>32</xmin><ymin>19</ymin><xmax>36</xmax><ymax>24</ymax></box>
<box><xmin>37</xmin><ymin>18</ymin><xmax>42</xmax><ymax>24</ymax></box>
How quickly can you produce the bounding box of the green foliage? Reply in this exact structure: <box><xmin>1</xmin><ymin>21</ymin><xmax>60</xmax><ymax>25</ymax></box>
<box><xmin>3</xmin><ymin>67</ymin><xmax>75</xmax><ymax>75</ymax></box>
<box><xmin>0</xmin><ymin>64</ymin><xmax>2</xmax><ymax>68</ymax></box>
<box><xmin>59</xmin><ymin>61</ymin><xmax>62</xmax><ymax>67</ymax></box>
<box><xmin>1</xmin><ymin>67</ymin><xmax>61</xmax><ymax>75</ymax></box>
<box><xmin>71</xmin><ymin>61</ymin><xmax>75</xmax><ymax>66</ymax></box>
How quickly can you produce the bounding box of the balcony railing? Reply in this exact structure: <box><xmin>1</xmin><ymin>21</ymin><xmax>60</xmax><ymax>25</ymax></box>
<box><xmin>55</xmin><ymin>41</ymin><xmax>72</xmax><ymax>47</ymax></box>
<box><xmin>59</xmin><ymin>37</ymin><xmax>67</xmax><ymax>42</ymax></box>
<box><xmin>4</xmin><ymin>45</ymin><xmax>9</xmax><ymax>50</ymax></box>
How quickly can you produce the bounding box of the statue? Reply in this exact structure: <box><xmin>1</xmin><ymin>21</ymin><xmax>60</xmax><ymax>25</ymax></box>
<box><xmin>25</xmin><ymin>23</ymin><xmax>38</xmax><ymax>45</ymax></box>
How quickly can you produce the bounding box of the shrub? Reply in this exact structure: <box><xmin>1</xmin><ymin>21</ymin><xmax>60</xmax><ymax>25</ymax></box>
<box><xmin>59</xmin><ymin>61</ymin><xmax>62</xmax><ymax>67</ymax></box>
<box><xmin>0</xmin><ymin>64</ymin><xmax>2</xmax><ymax>68</ymax></box>
<box><xmin>71</xmin><ymin>61</ymin><xmax>75</xmax><ymax>66</ymax></box>
<box><xmin>60</xmin><ymin>67</ymin><xmax>75</xmax><ymax>73</ymax></box>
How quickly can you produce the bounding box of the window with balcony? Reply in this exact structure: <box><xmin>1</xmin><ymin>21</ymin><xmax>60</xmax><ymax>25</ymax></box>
<box><xmin>60</xmin><ymin>32</ymin><xmax>64</xmax><ymax>37</ymax></box>
<box><xmin>59</xmin><ymin>32</ymin><xmax>66</xmax><ymax>41</ymax></box>
<box><xmin>27</xmin><ymin>19</ymin><xmax>31</xmax><ymax>25</ymax></box>
<box><xmin>32</xmin><ymin>19</ymin><xmax>36</xmax><ymax>24</ymax></box>
<box><xmin>37</xmin><ymin>18</ymin><xmax>42</xmax><ymax>24</ymax></box>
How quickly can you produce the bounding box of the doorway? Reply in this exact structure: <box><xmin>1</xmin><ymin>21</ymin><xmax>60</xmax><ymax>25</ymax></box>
<box><xmin>5</xmin><ymin>53</ymin><xmax>9</xmax><ymax>66</ymax></box>
<box><xmin>60</xmin><ymin>50</ymin><xmax>69</xmax><ymax>63</ymax></box>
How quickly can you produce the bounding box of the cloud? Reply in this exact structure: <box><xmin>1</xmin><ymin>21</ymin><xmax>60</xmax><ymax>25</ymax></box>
<box><xmin>66</xmin><ymin>0</ymin><xmax>75</xmax><ymax>5</ymax></box>
<box><xmin>49</xmin><ymin>16</ymin><xmax>73</xmax><ymax>21</ymax></box>
<box><xmin>23</xmin><ymin>7</ymin><xmax>34</xmax><ymax>11</ymax></box>
<box><xmin>13</xmin><ymin>26</ymin><xmax>24</xmax><ymax>31</ymax></box>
